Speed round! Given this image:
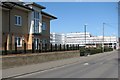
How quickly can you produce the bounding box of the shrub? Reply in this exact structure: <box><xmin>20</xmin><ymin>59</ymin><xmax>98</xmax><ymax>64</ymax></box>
<box><xmin>79</xmin><ymin>47</ymin><xmax>86</xmax><ymax>56</ymax></box>
<box><xmin>104</xmin><ymin>47</ymin><xmax>113</xmax><ymax>52</ymax></box>
<box><xmin>79</xmin><ymin>46</ymin><xmax>113</xmax><ymax>56</ymax></box>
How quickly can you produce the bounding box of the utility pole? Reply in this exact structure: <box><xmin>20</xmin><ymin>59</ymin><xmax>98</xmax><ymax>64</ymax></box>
<box><xmin>102</xmin><ymin>23</ymin><xmax>105</xmax><ymax>53</ymax></box>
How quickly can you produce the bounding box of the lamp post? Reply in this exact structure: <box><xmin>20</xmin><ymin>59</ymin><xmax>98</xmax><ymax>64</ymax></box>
<box><xmin>102</xmin><ymin>23</ymin><xmax>105</xmax><ymax>53</ymax></box>
<box><xmin>84</xmin><ymin>24</ymin><xmax>87</xmax><ymax>48</ymax></box>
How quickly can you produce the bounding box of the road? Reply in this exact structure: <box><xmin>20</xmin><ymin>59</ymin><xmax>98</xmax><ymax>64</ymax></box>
<box><xmin>16</xmin><ymin>51</ymin><xmax>118</xmax><ymax>78</ymax></box>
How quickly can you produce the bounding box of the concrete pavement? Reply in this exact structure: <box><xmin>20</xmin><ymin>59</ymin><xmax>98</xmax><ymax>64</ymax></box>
<box><xmin>2</xmin><ymin>50</ymin><xmax>118</xmax><ymax>79</ymax></box>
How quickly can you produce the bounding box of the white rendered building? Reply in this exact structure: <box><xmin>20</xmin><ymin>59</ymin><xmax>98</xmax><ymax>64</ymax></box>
<box><xmin>50</xmin><ymin>33</ymin><xmax>65</xmax><ymax>45</ymax></box>
<box><xmin>66</xmin><ymin>32</ymin><xmax>118</xmax><ymax>49</ymax></box>
<box><xmin>50</xmin><ymin>32</ymin><xmax>119</xmax><ymax>49</ymax></box>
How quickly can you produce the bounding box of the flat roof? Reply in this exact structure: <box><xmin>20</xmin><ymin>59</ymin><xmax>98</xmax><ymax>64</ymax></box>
<box><xmin>41</xmin><ymin>11</ymin><xmax>57</xmax><ymax>19</ymax></box>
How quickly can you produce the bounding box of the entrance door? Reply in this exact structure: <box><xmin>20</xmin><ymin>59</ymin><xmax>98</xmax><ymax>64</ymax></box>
<box><xmin>34</xmin><ymin>38</ymin><xmax>39</xmax><ymax>50</ymax></box>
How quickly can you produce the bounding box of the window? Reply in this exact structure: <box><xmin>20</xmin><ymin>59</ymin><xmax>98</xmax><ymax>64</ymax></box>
<box><xmin>34</xmin><ymin>19</ymin><xmax>39</xmax><ymax>33</ymax></box>
<box><xmin>15</xmin><ymin>37</ymin><xmax>22</xmax><ymax>47</ymax></box>
<box><xmin>33</xmin><ymin>11</ymin><xmax>40</xmax><ymax>33</ymax></box>
<box><xmin>34</xmin><ymin>11</ymin><xmax>40</xmax><ymax>19</ymax></box>
<box><xmin>15</xmin><ymin>15</ymin><xmax>22</xmax><ymax>26</ymax></box>
<box><xmin>42</xmin><ymin>22</ymin><xmax>46</xmax><ymax>30</ymax></box>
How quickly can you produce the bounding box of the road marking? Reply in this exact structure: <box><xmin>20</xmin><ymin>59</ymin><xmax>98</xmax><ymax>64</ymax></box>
<box><xmin>87</xmin><ymin>55</ymin><xmax>90</xmax><ymax>56</ymax></box>
<box><xmin>84</xmin><ymin>63</ymin><xmax>89</xmax><ymax>65</ymax></box>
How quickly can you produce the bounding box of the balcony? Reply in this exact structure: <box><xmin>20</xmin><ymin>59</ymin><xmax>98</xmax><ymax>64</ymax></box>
<box><xmin>32</xmin><ymin>28</ymin><xmax>42</xmax><ymax>35</ymax></box>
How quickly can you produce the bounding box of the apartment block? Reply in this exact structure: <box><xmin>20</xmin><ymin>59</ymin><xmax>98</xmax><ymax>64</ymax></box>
<box><xmin>1</xmin><ymin>2</ymin><xmax>57</xmax><ymax>50</ymax></box>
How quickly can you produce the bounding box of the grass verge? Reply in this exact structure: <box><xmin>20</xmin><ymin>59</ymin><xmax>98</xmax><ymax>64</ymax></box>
<box><xmin>2</xmin><ymin>50</ymin><xmax>79</xmax><ymax>69</ymax></box>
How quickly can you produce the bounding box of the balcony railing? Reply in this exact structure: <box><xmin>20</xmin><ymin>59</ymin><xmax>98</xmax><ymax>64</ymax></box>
<box><xmin>32</xmin><ymin>28</ymin><xmax>41</xmax><ymax>35</ymax></box>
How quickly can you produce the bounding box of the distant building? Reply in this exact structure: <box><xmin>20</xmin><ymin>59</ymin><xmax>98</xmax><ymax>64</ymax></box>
<box><xmin>66</xmin><ymin>32</ymin><xmax>91</xmax><ymax>45</ymax></box>
<box><xmin>50</xmin><ymin>33</ymin><xmax>65</xmax><ymax>45</ymax></box>
<box><xmin>50</xmin><ymin>32</ymin><xmax>119</xmax><ymax>49</ymax></box>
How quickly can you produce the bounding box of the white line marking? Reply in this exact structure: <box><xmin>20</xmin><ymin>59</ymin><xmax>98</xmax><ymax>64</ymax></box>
<box><xmin>84</xmin><ymin>63</ymin><xmax>89</xmax><ymax>65</ymax></box>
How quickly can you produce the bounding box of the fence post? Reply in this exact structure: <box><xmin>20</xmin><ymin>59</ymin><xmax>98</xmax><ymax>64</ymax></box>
<box><xmin>39</xmin><ymin>43</ymin><xmax>41</xmax><ymax>53</ymax></box>
<box><xmin>78</xmin><ymin>44</ymin><xmax>79</xmax><ymax>50</ymax></box>
<box><xmin>39</xmin><ymin>43</ymin><xmax>42</xmax><ymax>53</ymax></box>
<box><xmin>73</xmin><ymin>44</ymin><xmax>74</xmax><ymax>50</ymax></box>
<box><xmin>24</xmin><ymin>42</ymin><xmax>26</xmax><ymax>53</ymax></box>
<box><xmin>45</xmin><ymin>43</ymin><xmax>47</xmax><ymax>52</ymax></box>
<box><xmin>63</xmin><ymin>44</ymin><xmax>65</xmax><ymax>51</ymax></box>
<box><xmin>66</xmin><ymin>44</ymin><xmax>68</xmax><ymax>51</ymax></box>
<box><xmin>48</xmin><ymin>44</ymin><xmax>50</xmax><ymax>52</ymax></box>
<box><xmin>15</xmin><ymin>42</ymin><xmax>17</xmax><ymax>53</ymax></box>
<box><xmin>41</xmin><ymin>43</ymin><xmax>43</xmax><ymax>53</ymax></box>
<box><xmin>32</xmin><ymin>42</ymin><xmax>34</xmax><ymax>53</ymax></box>
<box><xmin>75</xmin><ymin>44</ymin><xmax>77</xmax><ymax>50</ymax></box>
<box><xmin>69</xmin><ymin>44</ymin><xmax>71</xmax><ymax>50</ymax></box>
<box><xmin>42</xmin><ymin>43</ymin><xmax>44</xmax><ymax>52</ymax></box>
<box><xmin>59</xmin><ymin>44</ymin><xmax>61</xmax><ymax>51</ymax></box>
<box><xmin>4</xmin><ymin>42</ymin><xmax>7</xmax><ymax>55</ymax></box>
<box><xmin>55</xmin><ymin>44</ymin><xmax>57</xmax><ymax>51</ymax></box>
<box><xmin>51</xmin><ymin>44</ymin><xmax>52</xmax><ymax>52</ymax></box>
<box><xmin>66</xmin><ymin>45</ymin><xmax>67</xmax><ymax>51</ymax></box>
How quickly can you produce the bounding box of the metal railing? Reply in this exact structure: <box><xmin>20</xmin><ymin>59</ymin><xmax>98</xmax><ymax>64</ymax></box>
<box><xmin>2</xmin><ymin>43</ymin><xmax>80</xmax><ymax>55</ymax></box>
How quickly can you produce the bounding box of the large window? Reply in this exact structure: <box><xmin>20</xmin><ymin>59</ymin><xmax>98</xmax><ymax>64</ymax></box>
<box><xmin>34</xmin><ymin>11</ymin><xmax>40</xmax><ymax>19</ymax></box>
<box><xmin>42</xmin><ymin>22</ymin><xmax>46</xmax><ymax>30</ymax></box>
<box><xmin>15</xmin><ymin>37</ymin><xmax>22</xmax><ymax>47</ymax></box>
<box><xmin>33</xmin><ymin>11</ymin><xmax>40</xmax><ymax>33</ymax></box>
<box><xmin>15</xmin><ymin>15</ymin><xmax>22</xmax><ymax>26</ymax></box>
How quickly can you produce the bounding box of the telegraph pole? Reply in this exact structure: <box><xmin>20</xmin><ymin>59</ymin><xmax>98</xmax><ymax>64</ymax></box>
<box><xmin>102</xmin><ymin>23</ymin><xmax>105</xmax><ymax>53</ymax></box>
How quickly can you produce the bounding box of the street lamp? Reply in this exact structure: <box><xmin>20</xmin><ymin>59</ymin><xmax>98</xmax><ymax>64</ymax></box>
<box><xmin>102</xmin><ymin>22</ymin><xmax>105</xmax><ymax>53</ymax></box>
<box><xmin>84</xmin><ymin>24</ymin><xmax>87</xmax><ymax>48</ymax></box>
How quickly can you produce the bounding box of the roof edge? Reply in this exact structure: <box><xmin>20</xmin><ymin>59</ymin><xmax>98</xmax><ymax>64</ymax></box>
<box><xmin>41</xmin><ymin>11</ymin><xmax>57</xmax><ymax>20</ymax></box>
<box><xmin>25</xmin><ymin>2</ymin><xmax>46</xmax><ymax>9</ymax></box>
<box><xmin>2</xmin><ymin>2</ymin><xmax>34</xmax><ymax>11</ymax></box>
